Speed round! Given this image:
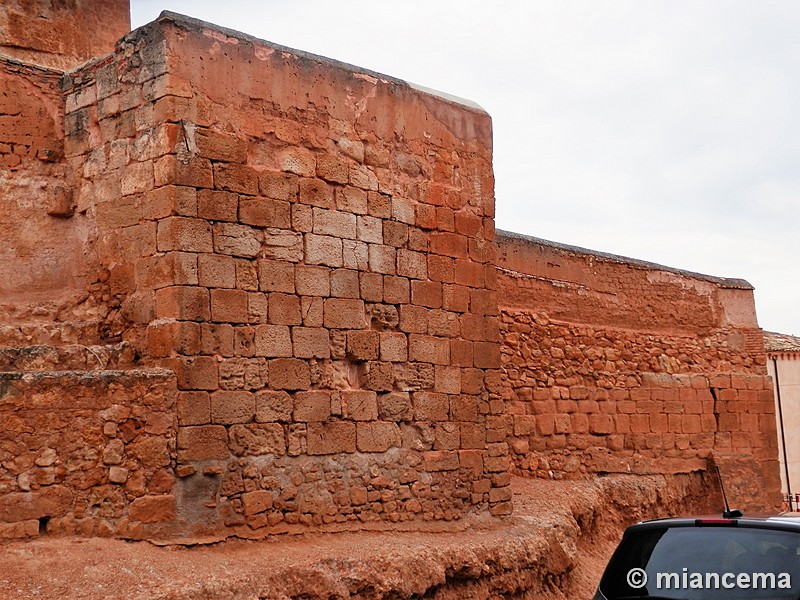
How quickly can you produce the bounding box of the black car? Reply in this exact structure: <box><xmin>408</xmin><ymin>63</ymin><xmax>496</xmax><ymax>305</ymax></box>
<box><xmin>594</xmin><ymin>514</ymin><xmax>800</xmax><ymax>599</ymax></box>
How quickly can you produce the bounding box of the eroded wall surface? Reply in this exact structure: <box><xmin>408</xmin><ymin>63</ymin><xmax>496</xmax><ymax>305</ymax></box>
<box><xmin>0</xmin><ymin>58</ymin><xmax>110</xmax><ymax>347</ymax></box>
<box><xmin>13</xmin><ymin>13</ymin><xmax>504</xmax><ymax>539</ymax></box>
<box><xmin>0</xmin><ymin>0</ymin><xmax>129</xmax><ymax>70</ymax></box>
<box><xmin>497</xmin><ymin>231</ymin><xmax>780</xmax><ymax>510</ymax></box>
<box><xmin>0</xmin><ymin>363</ymin><xmax>177</xmax><ymax>540</ymax></box>
<box><xmin>0</xmin><ymin>7</ymin><xmax>781</xmax><ymax>541</ymax></box>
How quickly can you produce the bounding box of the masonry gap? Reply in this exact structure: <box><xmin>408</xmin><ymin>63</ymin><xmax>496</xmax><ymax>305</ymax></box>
<box><xmin>710</xmin><ymin>387</ymin><xmax>719</xmax><ymax>429</ymax></box>
<box><xmin>38</xmin><ymin>515</ymin><xmax>50</xmax><ymax>535</ymax></box>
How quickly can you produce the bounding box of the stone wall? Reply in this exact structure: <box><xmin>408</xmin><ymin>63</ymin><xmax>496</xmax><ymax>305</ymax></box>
<box><xmin>0</xmin><ymin>0</ymin><xmax>129</xmax><ymax>70</ymax></box>
<box><xmin>0</xmin><ymin>356</ymin><xmax>177</xmax><ymax>541</ymax></box>
<box><xmin>497</xmin><ymin>231</ymin><xmax>780</xmax><ymax>510</ymax></box>
<box><xmin>0</xmin><ymin>5</ymin><xmax>781</xmax><ymax>542</ymax></box>
<box><xmin>39</xmin><ymin>12</ymin><xmax>505</xmax><ymax>538</ymax></box>
<box><xmin>0</xmin><ymin>58</ymin><xmax>103</xmax><ymax>345</ymax></box>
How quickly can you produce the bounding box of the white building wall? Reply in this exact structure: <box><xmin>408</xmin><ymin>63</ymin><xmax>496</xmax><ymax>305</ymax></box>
<box><xmin>768</xmin><ymin>356</ymin><xmax>800</xmax><ymax>498</ymax></box>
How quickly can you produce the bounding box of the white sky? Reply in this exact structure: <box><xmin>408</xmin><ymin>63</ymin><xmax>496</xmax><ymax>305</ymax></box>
<box><xmin>131</xmin><ymin>1</ymin><xmax>800</xmax><ymax>335</ymax></box>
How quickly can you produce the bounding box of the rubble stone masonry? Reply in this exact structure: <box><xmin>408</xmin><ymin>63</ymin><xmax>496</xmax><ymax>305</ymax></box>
<box><xmin>1</xmin><ymin>10</ymin><xmax>505</xmax><ymax>540</ymax></box>
<box><xmin>497</xmin><ymin>232</ymin><xmax>779</xmax><ymax>510</ymax></box>
<box><xmin>0</xmin><ymin>3</ymin><xmax>779</xmax><ymax>541</ymax></box>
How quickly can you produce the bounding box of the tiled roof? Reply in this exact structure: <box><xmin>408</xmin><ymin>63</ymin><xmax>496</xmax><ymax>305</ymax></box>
<box><xmin>764</xmin><ymin>331</ymin><xmax>800</xmax><ymax>353</ymax></box>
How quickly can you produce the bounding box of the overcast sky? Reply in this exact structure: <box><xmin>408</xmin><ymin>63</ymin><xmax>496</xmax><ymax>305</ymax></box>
<box><xmin>131</xmin><ymin>1</ymin><xmax>800</xmax><ymax>335</ymax></box>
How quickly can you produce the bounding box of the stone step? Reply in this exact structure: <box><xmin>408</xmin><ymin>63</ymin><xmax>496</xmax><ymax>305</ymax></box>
<box><xmin>0</xmin><ymin>343</ymin><xmax>138</xmax><ymax>372</ymax></box>
<box><xmin>0</xmin><ymin>320</ymin><xmax>103</xmax><ymax>348</ymax></box>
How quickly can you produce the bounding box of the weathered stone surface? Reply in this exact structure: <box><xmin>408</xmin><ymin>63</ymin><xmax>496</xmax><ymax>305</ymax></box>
<box><xmin>0</xmin><ymin>0</ymin><xmax>778</xmax><ymax>546</ymax></box>
<box><xmin>0</xmin><ymin>475</ymin><xmax>728</xmax><ymax>598</ymax></box>
<box><xmin>128</xmin><ymin>495</ymin><xmax>176</xmax><ymax>524</ymax></box>
<box><xmin>0</xmin><ymin>0</ymin><xmax>129</xmax><ymax>70</ymax></box>
<box><xmin>228</xmin><ymin>424</ymin><xmax>286</xmax><ymax>457</ymax></box>
<box><xmin>496</xmin><ymin>232</ymin><xmax>779</xmax><ymax>511</ymax></box>
<box><xmin>0</xmin><ymin>486</ymin><xmax>72</xmax><ymax>523</ymax></box>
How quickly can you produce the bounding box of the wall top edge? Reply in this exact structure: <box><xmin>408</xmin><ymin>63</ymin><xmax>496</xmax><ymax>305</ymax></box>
<box><xmin>153</xmin><ymin>10</ymin><xmax>488</xmax><ymax>115</ymax></box>
<box><xmin>768</xmin><ymin>353</ymin><xmax>800</xmax><ymax>361</ymax></box>
<box><xmin>496</xmin><ymin>229</ymin><xmax>754</xmax><ymax>291</ymax></box>
<box><xmin>0</xmin><ymin>55</ymin><xmax>67</xmax><ymax>78</ymax></box>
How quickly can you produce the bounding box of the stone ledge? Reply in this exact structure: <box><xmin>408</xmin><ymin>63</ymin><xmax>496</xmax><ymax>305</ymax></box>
<box><xmin>0</xmin><ymin>343</ymin><xmax>137</xmax><ymax>372</ymax></box>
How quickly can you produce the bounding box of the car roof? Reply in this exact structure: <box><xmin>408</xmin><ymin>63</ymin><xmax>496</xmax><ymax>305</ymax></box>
<box><xmin>626</xmin><ymin>513</ymin><xmax>800</xmax><ymax>534</ymax></box>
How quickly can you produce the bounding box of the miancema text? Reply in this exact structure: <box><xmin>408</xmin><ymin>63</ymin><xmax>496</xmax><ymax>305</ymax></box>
<box><xmin>657</xmin><ymin>570</ymin><xmax>791</xmax><ymax>590</ymax></box>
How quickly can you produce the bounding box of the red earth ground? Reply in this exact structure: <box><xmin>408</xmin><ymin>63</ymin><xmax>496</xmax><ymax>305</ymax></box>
<box><xmin>0</xmin><ymin>474</ymin><xmax>707</xmax><ymax>599</ymax></box>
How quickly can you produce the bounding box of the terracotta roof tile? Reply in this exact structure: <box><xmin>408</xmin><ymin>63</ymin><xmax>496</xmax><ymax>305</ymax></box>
<box><xmin>764</xmin><ymin>331</ymin><xmax>800</xmax><ymax>353</ymax></box>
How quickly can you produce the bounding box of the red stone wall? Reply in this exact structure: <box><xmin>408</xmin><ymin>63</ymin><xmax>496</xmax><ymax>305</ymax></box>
<box><xmin>497</xmin><ymin>232</ymin><xmax>780</xmax><ymax>510</ymax></box>
<box><xmin>0</xmin><ymin>7</ymin><xmax>782</xmax><ymax>541</ymax></box>
<box><xmin>0</xmin><ymin>0</ymin><xmax>130</xmax><ymax>70</ymax></box>
<box><xmin>48</xmin><ymin>14</ymin><xmax>506</xmax><ymax>538</ymax></box>
<box><xmin>60</xmin><ymin>24</ymin><xmax>178</xmax><ymax>345</ymax></box>
<box><xmin>0</xmin><ymin>363</ymin><xmax>177</xmax><ymax>540</ymax></box>
<box><xmin>0</xmin><ymin>59</ymin><xmax>105</xmax><ymax>346</ymax></box>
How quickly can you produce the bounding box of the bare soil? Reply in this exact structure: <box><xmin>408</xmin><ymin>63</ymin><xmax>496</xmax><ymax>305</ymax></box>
<box><xmin>1</xmin><ymin>474</ymin><xmax>706</xmax><ymax>599</ymax></box>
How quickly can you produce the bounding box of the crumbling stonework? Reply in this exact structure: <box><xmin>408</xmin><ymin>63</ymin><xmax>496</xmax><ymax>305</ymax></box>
<box><xmin>497</xmin><ymin>232</ymin><xmax>779</xmax><ymax>510</ymax></box>
<box><xmin>0</xmin><ymin>475</ymin><xmax>723</xmax><ymax>600</ymax></box>
<box><xmin>0</xmin><ymin>2</ymin><xmax>780</xmax><ymax>544</ymax></box>
<box><xmin>0</xmin><ymin>0</ymin><xmax>129</xmax><ymax>70</ymax></box>
<box><xmin>0</xmin><ymin>352</ymin><xmax>177</xmax><ymax>539</ymax></box>
<box><xmin>2</xmin><ymin>8</ymin><xmax>505</xmax><ymax>540</ymax></box>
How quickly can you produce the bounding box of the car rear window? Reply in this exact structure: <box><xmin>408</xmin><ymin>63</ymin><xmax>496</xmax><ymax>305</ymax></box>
<box><xmin>599</xmin><ymin>525</ymin><xmax>800</xmax><ymax>599</ymax></box>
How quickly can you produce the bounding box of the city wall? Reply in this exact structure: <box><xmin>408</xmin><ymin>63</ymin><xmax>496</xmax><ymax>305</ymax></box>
<box><xmin>0</xmin><ymin>0</ymin><xmax>129</xmax><ymax>70</ymax></box>
<box><xmin>2</xmin><ymin>12</ymin><xmax>506</xmax><ymax>540</ymax></box>
<box><xmin>0</xmin><ymin>5</ymin><xmax>780</xmax><ymax>541</ymax></box>
<box><xmin>497</xmin><ymin>231</ymin><xmax>779</xmax><ymax>510</ymax></box>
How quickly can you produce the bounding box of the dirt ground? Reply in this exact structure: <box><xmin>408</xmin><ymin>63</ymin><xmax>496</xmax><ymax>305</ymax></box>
<box><xmin>0</xmin><ymin>477</ymin><xmax>651</xmax><ymax>600</ymax></box>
